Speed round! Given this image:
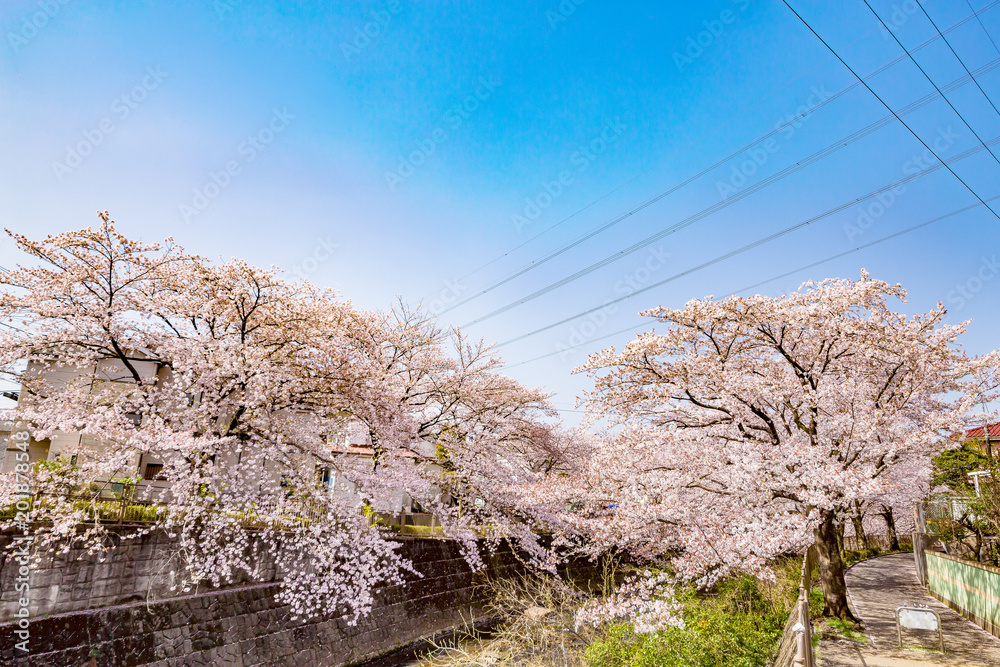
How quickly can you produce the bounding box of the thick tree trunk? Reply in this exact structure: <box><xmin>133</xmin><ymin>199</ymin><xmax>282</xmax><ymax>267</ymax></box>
<box><xmin>880</xmin><ymin>506</ymin><xmax>899</xmax><ymax>551</ymax></box>
<box><xmin>815</xmin><ymin>511</ymin><xmax>858</xmax><ymax>621</ymax></box>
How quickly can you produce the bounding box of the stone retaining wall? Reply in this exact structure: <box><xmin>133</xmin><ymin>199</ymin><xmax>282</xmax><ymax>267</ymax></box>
<box><xmin>0</xmin><ymin>529</ymin><xmax>251</xmax><ymax>622</ymax></box>
<box><xmin>0</xmin><ymin>530</ymin><xmax>598</xmax><ymax>666</ymax></box>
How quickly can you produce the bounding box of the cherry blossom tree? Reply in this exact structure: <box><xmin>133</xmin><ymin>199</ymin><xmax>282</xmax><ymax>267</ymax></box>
<box><xmin>536</xmin><ymin>274</ymin><xmax>997</xmax><ymax>619</ymax></box>
<box><xmin>849</xmin><ymin>452</ymin><xmax>931</xmax><ymax>551</ymax></box>
<box><xmin>0</xmin><ymin>214</ymin><xmax>560</xmax><ymax>622</ymax></box>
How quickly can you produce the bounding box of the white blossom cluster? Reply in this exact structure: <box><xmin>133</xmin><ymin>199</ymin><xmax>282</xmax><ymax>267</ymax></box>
<box><xmin>574</xmin><ymin>571</ymin><xmax>684</xmax><ymax>633</ymax></box>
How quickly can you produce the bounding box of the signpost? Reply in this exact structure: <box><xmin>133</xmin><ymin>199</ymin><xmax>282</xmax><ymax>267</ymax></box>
<box><xmin>895</xmin><ymin>605</ymin><xmax>943</xmax><ymax>652</ymax></box>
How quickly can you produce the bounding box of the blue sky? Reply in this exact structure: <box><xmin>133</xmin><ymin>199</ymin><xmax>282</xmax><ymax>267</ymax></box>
<box><xmin>2</xmin><ymin>0</ymin><xmax>1000</xmax><ymax>418</ymax></box>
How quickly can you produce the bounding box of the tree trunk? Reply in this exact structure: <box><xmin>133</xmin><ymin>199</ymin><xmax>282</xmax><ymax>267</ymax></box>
<box><xmin>880</xmin><ymin>506</ymin><xmax>899</xmax><ymax>551</ymax></box>
<box><xmin>851</xmin><ymin>512</ymin><xmax>868</xmax><ymax>551</ymax></box>
<box><xmin>815</xmin><ymin>511</ymin><xmax>858</xmax><ymax>621</ymax></box>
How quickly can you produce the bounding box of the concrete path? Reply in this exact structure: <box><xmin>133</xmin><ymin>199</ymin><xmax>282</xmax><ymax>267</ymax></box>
<box><xmin>818</xmin><ymin>553</ymin><xmax>1000</xmax><ymax>667</ymax></box>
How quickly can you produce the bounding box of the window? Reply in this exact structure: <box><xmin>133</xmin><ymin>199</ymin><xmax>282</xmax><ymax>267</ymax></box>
<box><xmin>143</xmin><ymin>463</ymin><xmax>164</xmax><ymax>481</ymax></box>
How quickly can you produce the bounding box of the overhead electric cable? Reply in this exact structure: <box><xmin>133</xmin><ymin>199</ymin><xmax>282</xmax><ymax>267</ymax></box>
<box><xmin>916</xmin><ymin>0</ymin><xmax>1000</xmax><ymax>119</ymax></box>
<box><xmin>491</xmin><ymin>135</ymin><xmax>1000</xmax><ymax>349</ymax></box>
<box><xmin>781</xmin><ymin>0</ymin><xmax>1000</xmax><ymax>221</ymax></box>
<box><xmin>460</xmin><ymin>59</ymin><xmax>1000</xmax><ymax>329</ymax></box>
<box><xmin>966</xmin><ymin>0</ymin><xmax>1000</xmax><ymax>55</ymax></box>
<box><xmin>439</xmin><ymin>1</ymin><xmax>1000</xmax><ymax>315</ymax></box>
<box><xmin>420</xmin><ymin>22</ymin><xmax>885</xmax><ymax>304</ymax></box>
<box><xmin>864</xmin><ymin>0</ymin><xmax>1000</xmax><ymax>166</ymax></box>
<box><xmin>504</xmin><ymin>194</ymin><xmax>1000</xmax><ymax>369</ymax></box>
<box><xmin>488</xmin><ymin>7</ymin><xmax>1000</xmax><ymax>351</ymax></box>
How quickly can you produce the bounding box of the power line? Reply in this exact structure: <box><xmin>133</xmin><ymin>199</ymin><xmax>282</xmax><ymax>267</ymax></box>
<box><xmin>493</xmin><ymin>5</ymin><xmax>1000</xmax><ymax>354</ymax></box>
<box><xmin>439</xmin><ymin>0</ymin><xmax>1000</xmax><ymax>315</ymax></box>
<box><xmin>864</xmin><ymin>0</ymin><xmax>1000</xmax><ymax>168</ymax></box>
<box><xmin>966</xmin><ymin>0</ymin><xmax>1000</xmax><ymax>55</ymax></box>
<box><xmin>782</xmin><ymin>0</ymin><xmax>1000</xmax><ymax>222</ymax></box>
<box><xmin>421</xmin><ymin>23</ymin><xmax>886</xmax><ymax>305</ymax></box>
<box><xmin>460</xmin><ymin>58</ymin><xmax>1000</xmax><ymax>329</ymax></box>
<box><xmin>916</xmin><ymin>0</ymin><xmax>1000</xmax><ymax>120</ymax></box>
<box><xmin>492</xmin><ymin>135</ymin><xmax>1000</xmax><ymax>349</ymax></box>
<box><xmin>504</xmin><ymin>194</ymin><xmax>1000</xmax><ymax>369</ymax></box>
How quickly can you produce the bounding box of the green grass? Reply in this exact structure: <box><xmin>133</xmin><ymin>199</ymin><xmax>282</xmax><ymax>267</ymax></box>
<box><xmin>809</xmin><ymin>587</ymin><xmax>824</xmax><ymax>618</ymax></box>
<box><xmin>584</xmin><ymin>572</ymin><xmax>794</xmax><ymax>667</ymax></box>
<box><xmin>826</xmin><ymin>618</ymin><xmax>866</xmax><ymax>643</ymax></box>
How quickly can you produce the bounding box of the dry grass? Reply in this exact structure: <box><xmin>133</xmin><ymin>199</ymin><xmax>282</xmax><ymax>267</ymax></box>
<box><xmin>414</xmin><ymin>559</ymin><xmax>623</xmax><ymax>667</ymax></box>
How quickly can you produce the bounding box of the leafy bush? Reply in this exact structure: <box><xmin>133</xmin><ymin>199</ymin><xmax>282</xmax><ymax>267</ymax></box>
<box><xmin>584</xmin><ymin>573</ymin><xmax>790</xmax><ymax>667</ymax></box>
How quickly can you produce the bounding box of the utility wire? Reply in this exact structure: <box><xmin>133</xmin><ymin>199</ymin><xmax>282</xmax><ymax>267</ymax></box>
<box><xmin>420</xmin><ymin>23</ymin><xmax>886</xmax><ymax>305</ymax></box>
<box><xmin>500</xmin><ymin>3</ymin><xmax>1000</xmax><ymax>365</ymax></box>
<box><xmin>966</xmin><ymin>0</ymin><xmax>1000</xmax><ymax>55</ymax></box>
<box><xmin>492</xmin><ymin>135</ymin><xmax>1000</xmax><ymax>349</ymax></box>
<box><xmin>917</xmin><ymin>0</ymin><xmax>1000</xmax><ymax>119</ymax></box>
<box><xmin>505</xmin><ymin>194</ymin><xmax>1000</xmax><ymax>369</ymax></box>
<box><xmin>440</xmin><ymin>1</ymin><xmax>1000</xmax><ymax>315</ymax></box>
<box><xmin>490</xmin><ymin>6</ymin><xmax>1000</xmax><ymax>353</ymax></box>
<box><xmin>865</xmin><ymin>0</ymin><xmax>1000</xmax><ymax>167</ymax></box>
<box><xmin>782</xmin><ymin>0</ymin><xmax>1000</xmax><ymax>222</ymax></box>
<box><xmin>460</xmin><ymin>58</ymin><xmax>1000</xmax><ymax>329</ymax></box>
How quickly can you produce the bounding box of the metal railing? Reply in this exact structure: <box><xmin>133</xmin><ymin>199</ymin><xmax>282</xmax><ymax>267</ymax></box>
<box><xmin>2</xmin><ymin>492</ymin><xmax>168</xmax><ymax>525</ymax></box>
<box><xmin>366</xmin><ymin>510</ymin><xmax>446</xmax><ymax>537</ymax></box>
<box><xmin>772</xmin><ymin>545</ymin><xmax>817</xmax><ymax>667</ymax></box>
<box><xmin>6</xmin><ymin>493</ymin><xmax>445</xmax><ymax>536</ymax></box>
<box><xmin>842</xmin><ymin>533</ymin><xmax>912</xmax><ymax>552</ymax></box>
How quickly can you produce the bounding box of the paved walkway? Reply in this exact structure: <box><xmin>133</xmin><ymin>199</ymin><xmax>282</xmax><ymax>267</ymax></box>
<box><xmin>818</xmin><ymin>553</ymin><xmax>1000</xmax><ymax>667</ymax></box>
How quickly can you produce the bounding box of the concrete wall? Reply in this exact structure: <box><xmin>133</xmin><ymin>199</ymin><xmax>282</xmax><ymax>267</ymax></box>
<box><xmin>0</xmin><ymin>530</ymin><xmax>598</xmax><ymax>666</ymax></box>
<box><xmin>926</xmin><ymin>551</ymin><xmax>1000</xmax><ymax>639</ymax></box>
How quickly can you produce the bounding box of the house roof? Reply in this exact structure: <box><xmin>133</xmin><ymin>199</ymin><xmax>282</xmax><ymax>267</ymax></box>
<box><xmin>965</xmin><ymin>422</ymin><xmax>1000</xmax><ymax>440</ymax></box>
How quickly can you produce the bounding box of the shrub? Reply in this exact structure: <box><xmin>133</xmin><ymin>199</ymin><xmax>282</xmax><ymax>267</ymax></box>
<box><xmin>584</xmin><ymin>574</ymin><xmax>789</xmax><ymax>667</ymax></box>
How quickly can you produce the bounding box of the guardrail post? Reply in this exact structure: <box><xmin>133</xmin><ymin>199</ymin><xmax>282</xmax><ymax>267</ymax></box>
<box><xmin>793</xmin><ymin>601</ymin><xmax>809</xmax><ymax>667</ymax></box>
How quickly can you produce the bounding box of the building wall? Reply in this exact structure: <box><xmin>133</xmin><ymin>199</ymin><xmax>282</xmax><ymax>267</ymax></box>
<box><xmin>926</xmin><ymin>551</ymin><xmax>1000</xmax><ymax>638</ymax></box>
<box><xmin>0</xmin><ymin>530</ymin><xmax>598</xmax><ymax>666</ymax></box>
